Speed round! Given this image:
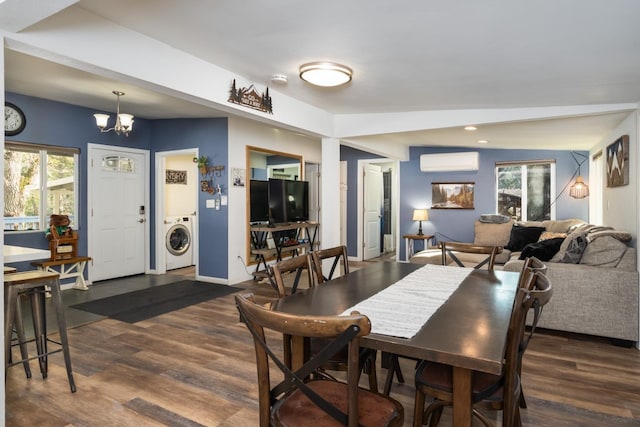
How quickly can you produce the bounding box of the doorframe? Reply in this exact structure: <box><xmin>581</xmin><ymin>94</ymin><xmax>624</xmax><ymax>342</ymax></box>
<box><xmin>356</xmin><ymin>158</ymin><xmax>400</xmax><ymax>261</ymax></box>
<box><xmin>87</xmin><ymin>143</ymin><xmax>151</xmax><ymax>281</ymax></box>
<box><xmin>154</xmin><ymin>148</ymin><xmax>199</xmax><ymax>274</ymax></box>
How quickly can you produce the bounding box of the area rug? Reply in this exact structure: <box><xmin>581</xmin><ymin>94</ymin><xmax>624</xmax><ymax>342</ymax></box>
<box><xmin>70</xmin><ymin>280</ymin><xmax>242</xmax><ymax>323</ymax></box>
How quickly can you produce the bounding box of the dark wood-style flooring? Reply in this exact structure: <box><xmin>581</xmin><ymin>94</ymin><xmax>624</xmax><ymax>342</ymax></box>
<box><xmin>5</xmin><ymin>261</ymin><xmax>640</xmax><ymax>426</ymax></box>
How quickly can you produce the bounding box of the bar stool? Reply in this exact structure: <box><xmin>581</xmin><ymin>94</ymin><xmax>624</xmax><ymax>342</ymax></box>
<box><xmin>4</xmin><ymin>266</ymin><xmax>32</xmax><ymax>379</ymax></box>
<box><xmin>4</xmin><ymin>270</ymin><xmax>76</xmax><ymax>392</ymax></box>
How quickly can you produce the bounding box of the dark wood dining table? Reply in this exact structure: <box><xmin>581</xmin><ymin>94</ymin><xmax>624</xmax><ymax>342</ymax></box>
<box><xmin>271</xmin><ymin>261</ymin><xmax>521</xmax><ymax>427</ymax></box>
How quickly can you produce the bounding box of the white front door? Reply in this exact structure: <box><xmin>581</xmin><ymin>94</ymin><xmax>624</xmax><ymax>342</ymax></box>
<box><xmin>363</xmin><ymin>163</ymin><xmax>382</xmax><ymax>260</ymax></box>
<box><xmin>88</xmin><ymin>145</ymin><xmax>148</xmax><ymax>282</ymax></box>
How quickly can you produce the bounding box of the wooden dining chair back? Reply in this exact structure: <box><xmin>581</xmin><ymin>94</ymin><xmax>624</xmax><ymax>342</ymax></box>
<box><xmin>310</xmin><ymin>245</ymin><xmax>349</xmax><ymax>284</ymax></box>
<box><xmin>440</xmin><ymin>241</ymin><xmax>501</xmax><ymax>271</ymax></box>
<box><xmin>413</xmin><ymin>271</ymin><xmax>553</xmax><ymax>427</ymax></box>
<box><xmin>308</xmin><ymin>245</ymin><xmax>377</xmax><ymax>392</ymax></box>
<box><xmin>270</xmin><ymin>254</ymin><xmax>314</xmax><ymax>298</ymax></box>
<box><xmin>235</xmin><ymin>293</ymin><xmax>404</xmax><ymax>427</ymax></box>
<box><xmin>517</xmin><ymin>256</ymin><xmax>548</xmax><ymax>290</ymax></box>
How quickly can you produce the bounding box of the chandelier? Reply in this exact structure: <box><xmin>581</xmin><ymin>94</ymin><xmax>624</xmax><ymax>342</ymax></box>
<box><xmin>94</xmin><ymin>91</ymin><xmax>134</xmax><ymax>136</ymax></box>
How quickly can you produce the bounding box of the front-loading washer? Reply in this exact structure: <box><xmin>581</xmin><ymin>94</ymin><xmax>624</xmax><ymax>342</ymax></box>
<box><xmin>165</xmin><ymin>216</ymin><xmax>194</xmax><ymax>270</ymax></box>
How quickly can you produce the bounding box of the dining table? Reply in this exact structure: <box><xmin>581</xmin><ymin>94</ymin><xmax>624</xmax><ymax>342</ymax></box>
<box><xmin>3</xmin><ymin>245</ymin><xmax>51</xmax><ymax>263</ymax></box>
<box><xmin>271</xmin><ymin>261</ymin><xmax>521</xmax><ymax>427</ymax></box>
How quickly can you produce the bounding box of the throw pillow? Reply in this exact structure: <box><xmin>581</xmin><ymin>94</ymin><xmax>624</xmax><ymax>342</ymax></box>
<box><xmin>474</xmin><ymin>220</ymin><xmax>513</xmax><ymax>247</ymax></box>
<box><xmin>579</xmin><ymin>236</ymin><xmax>628</xmax><ymax>267</ymax></box>
<box><xmin>505</xmin><ymin>225</ymin><xmax>546</xmax><ymax>252</ymax></box>
<box><xmin>518</xmin><ymin>237</ymin><xmax>565</xmax><ymax>261</ymax></box>
<box><xmin>551</xmin><ymin>224</ymin><xmax>595</xmax><ymax>262</ymax></box>
<box><xmin>538</xmin><ymin>231</ymin><xmax>567</xmax><ymax>241</ymax></box>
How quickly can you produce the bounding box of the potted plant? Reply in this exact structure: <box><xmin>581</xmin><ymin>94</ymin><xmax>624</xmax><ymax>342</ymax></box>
<box><xmin>193</xmin><ymin>155</ymin><xmax>208</xmax><ymax>174</ymax></box>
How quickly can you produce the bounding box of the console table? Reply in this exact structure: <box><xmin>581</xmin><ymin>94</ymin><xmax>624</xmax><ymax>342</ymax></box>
<box><xmin>403</xmin><ymin>234</ymin><xmax>434</xmax><ymax>262</ymax></box>
<box><xmin>250</xmin><ymin>222</ymin><xmax>319</xmax><ymax>286</ymax></box>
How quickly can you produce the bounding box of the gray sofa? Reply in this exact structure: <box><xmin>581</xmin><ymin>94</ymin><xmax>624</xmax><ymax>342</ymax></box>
<box><xmin>410</xmin><ymin>218</ymin><xmax>639</xmax><ymax>344</ymax></box>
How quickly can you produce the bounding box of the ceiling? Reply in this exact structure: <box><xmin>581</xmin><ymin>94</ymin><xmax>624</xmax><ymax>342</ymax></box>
<box><xmin>4</xmin><ymin>0</ymin><xmax>640</xmax><ymax>151</ymax></box>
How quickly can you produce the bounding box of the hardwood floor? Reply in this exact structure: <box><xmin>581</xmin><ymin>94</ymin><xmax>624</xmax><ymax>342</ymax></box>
<box><xmin>5</xmin><ymin>262</ymin><xmax>640</xmax><ymax>426</ymax></box>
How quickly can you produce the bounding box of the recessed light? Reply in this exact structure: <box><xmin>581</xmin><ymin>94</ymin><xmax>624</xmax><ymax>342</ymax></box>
<box><xmin>477</xmin><ymin>139</ymin><xmax>489</xmax><ymax>144</ymax></box>
<box><xmin>299</xmin><ymin>62</ymin><xmax>352</xmax><ymax>87</ymax></box>
<box><xmin>464</xmin><ymin>126</ymin><xmax>477</xmax><ymax>131</ymax></box>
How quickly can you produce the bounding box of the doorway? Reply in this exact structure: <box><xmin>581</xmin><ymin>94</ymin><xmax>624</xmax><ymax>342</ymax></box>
<box><xmin>356</xmin><ymin>159</ymin><xmax>399</xmax><ymax>261</ymax></box>
<box><xmin>155</xmin><ymin>148</ymin><xmax>199</xmax><ymax>274</ymax></box>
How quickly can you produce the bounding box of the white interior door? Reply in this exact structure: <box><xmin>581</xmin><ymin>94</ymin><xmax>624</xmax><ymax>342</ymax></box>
<box><xmin>363</xmin><ymin>163</ymin><xmax>382</xmax><ymax>260</ymax></box>
<box><xmin>88</xmin><ymin>145</ymin><xmax>147</xmax><ymax>282</ymax></box>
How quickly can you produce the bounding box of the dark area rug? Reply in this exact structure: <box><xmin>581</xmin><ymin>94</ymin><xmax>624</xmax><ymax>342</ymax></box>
<box><xmin>70</xmin><ymin>280</ymin><xmax>242</xmax><ymax>323</ymax></box>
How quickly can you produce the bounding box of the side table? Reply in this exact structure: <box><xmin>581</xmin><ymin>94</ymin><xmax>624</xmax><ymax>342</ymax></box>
<box><xmin>403</xmin><ymin>234</ymin><xmax>434</xmax><ymax>262</ymax></box>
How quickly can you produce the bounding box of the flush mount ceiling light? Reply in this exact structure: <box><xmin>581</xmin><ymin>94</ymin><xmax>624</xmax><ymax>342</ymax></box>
<box><xmin>464</xmin><ymin>126</ymin><xmax>477</xmax><ymax>131</ymax></box>
<box><xmin>93</xmin><ymin>90</ymin><xmax>134</xmax><ymax>137</ymax></box>
<box><xmin>299</xmin><ymin>62</ymin><xmax>353</xmax><ymax>87</ymax></box>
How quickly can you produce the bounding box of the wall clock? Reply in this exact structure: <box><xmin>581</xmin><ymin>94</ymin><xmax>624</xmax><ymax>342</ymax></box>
<box><xmin>5</xmin><ymin>102</ymin><xmax>26</xmax><ymax>136</ymax></box>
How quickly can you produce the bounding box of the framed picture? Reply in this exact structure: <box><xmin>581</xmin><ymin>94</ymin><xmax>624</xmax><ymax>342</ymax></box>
<box><xmin>232</xmin><ymin>167</ymin><xmax>245</xmax><ymax>186</ymax></box>
<box><xmin>166</xmin><ymin>169</ymin><xmax>187</xmax><ymax>185</ymax></box>
<box><xmin>606</xmin><ymin>135</ymin><xmax>629</xmax><ymax>187</ymax></box>
<box><xmin>431</xmin><ymin>182</ymin><xmax>475</xmax><ymax>209</ymax></box>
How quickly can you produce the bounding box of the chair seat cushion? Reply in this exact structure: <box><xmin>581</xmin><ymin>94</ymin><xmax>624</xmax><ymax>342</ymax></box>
<box><xmin>273</xmin><ymin>379</ymin><xmax>403</xmax><ymax>426</ymax></box>
<box><xmin>415</xmin><ymin>361</ymin><xmax>505</xmax><ymax>402</ymax></box>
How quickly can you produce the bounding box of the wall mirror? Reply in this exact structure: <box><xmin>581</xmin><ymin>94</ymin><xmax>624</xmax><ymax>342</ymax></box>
<box><xmin>245</xmin><ymin>146</ymin><xmax>303</xmax><ymax>265</ymax></box>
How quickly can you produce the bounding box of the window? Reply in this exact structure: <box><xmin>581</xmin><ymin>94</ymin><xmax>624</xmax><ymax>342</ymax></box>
<box><xmin>496</xmin><ymin>160</ymin><xmax>556</xmax><ymax>221</ymax></box>
<box><xmin>4</xmin><ymin>143</ymin><xmax>78</xmax><ymax>232</ymax></box>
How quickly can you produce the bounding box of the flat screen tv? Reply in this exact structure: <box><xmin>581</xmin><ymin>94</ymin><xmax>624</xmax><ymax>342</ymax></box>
<box><xmin>249</xmin><ymin>180</ymin><xmax>269</xmax><ymax>223</ymax></box>
<box><xmin>268</xmin><ymin>178</ymin><xmax>309</xmax><ymax>224</ymax></box>
<box><xmin>285</xmin><ymin>179</ymin><xmax>309</xmax><ymax>222</ymax></box>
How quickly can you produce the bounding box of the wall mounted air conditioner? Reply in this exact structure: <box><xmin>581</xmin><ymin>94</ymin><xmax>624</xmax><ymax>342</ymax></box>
<box><xmin>420</xmin><ymin>152</ymin><xmax>479</xmax><ymax>172</ymax></box>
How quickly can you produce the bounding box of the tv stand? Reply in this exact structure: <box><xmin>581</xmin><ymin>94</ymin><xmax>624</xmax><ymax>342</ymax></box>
<box><xmin>250</xmin><ymin>221</ymin><xmax>319</xmax><ymax>291</ymax></box>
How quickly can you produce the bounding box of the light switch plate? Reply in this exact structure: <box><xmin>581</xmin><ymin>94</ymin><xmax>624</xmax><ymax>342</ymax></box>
<box><xmin>206</xmin><ymin>199</ymin><xmax>215</xmax><ymax>208</ymax></box>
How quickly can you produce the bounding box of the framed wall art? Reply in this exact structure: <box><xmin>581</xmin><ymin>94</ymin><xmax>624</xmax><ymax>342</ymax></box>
<box><xmin>166</xmin><ymin>169</ymin><xmax>187</xmax><ymax>185</ymax></box>
<box><xmin>431</xmin><ymin>182</ymin><xmax>475</xmax><ymax>209</ymax></box>
<box><xmin>606</xmin><ymin>135</ymin><xmax>629</xmax><ymax>187</ymax></box>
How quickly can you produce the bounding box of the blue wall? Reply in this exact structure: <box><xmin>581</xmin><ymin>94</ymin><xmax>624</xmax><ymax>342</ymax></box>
<box><xmin>4</xmin><ymin>92</ymin><xmax>152</xmax><ymax>271</ymax></box>
<box><xmin>398</xmin><ymin>146</ymin><xmax>589</xmax><ymax>260</ymax></box>
<box><xmin>150</xmin><ymin>119</ymin><xmax>229</xmax><ymax>278</ymax></box>
<box><xmin>4</xmin><ymin>93</ymin><xmax>229</xmax><ymax>279</ymax></box>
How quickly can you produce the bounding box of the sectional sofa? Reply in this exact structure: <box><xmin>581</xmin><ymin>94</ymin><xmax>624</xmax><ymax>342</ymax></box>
<box><xmin>410</xmin><ymin>218</ymin><xmax>639</xmax><ymax>344</ymax></box>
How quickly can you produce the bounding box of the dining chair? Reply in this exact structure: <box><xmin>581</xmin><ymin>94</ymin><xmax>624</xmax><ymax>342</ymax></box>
<box><xmin>309</xmin><ymin>245</ymin><xmax>378</xmax><ymax>392</ymax></box>
<box><xmin>309</xmin><ymin>245</ymin><xmax>349</xmax><ymax>284</ymax></box>
<box><xmin>270</xmin><ymin>254</ymin><xmax>315</xmax><ymax>297</ymax></box>
<box><xmin>412</xmin><ymin>271</ymin><xmax>553</xmax><ymax>427</ymax></box>
<box><xmin>235</xmin><ymin>293</ymin><xmax>404</xmax><ymax>427</ymax></box>
<box><xmin>515</xmin><ymin>256</ymin><xmax>547</xmax><ymax>409</ymax></box>
<box><xmin>440</xmin><ymin>241</ymin><xmax>502</xmax><ymax>271</ymax></box>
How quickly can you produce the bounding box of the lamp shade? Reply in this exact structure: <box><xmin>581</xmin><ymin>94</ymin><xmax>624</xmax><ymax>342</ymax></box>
<box><xmin>569</xmin><ymin>176</ymin><xmax>589</xmax><ymax>199</ymax></box>
<box><xmin>412</xmin><ymin>209</ymin><xmax>429</xmax><ymax>221</ymax></box>
<box><xmin>94</xmin><ymin>113</ymin><xmax>110</xmax><ymax>129</ymax></box>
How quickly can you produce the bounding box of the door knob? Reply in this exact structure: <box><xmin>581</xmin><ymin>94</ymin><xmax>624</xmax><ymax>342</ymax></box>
<box><xmin>138</xmin><ymin>218</ymin><xmax>146</xmax><ymax>223</ymax></box>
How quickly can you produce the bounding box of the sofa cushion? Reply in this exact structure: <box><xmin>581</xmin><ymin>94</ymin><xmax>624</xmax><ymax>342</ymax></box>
<box><xmin>543</xmin><ymin>219</ymin><xmax>586</xmax><ymax>233</ymax></box>
<box><xmin>518</xmin><ymin>237</ymin><xmax>565</xmax><ymax>261</ymax></box>
<box><xmin>579</xmin><ymin>236</ymin><xmax>628</xmax><ymax>267</ymax></box>
<box><xmin>505</xmin><ymin>225</ymin><xmax>545</xmax><ymax>251</ymax></box>
<box><xmin>473</xmin><ymin>220</ymin><xmax>513</xmax><ymax>247</ymax></box>
<box><xmin>538</xmin><ymin>231</ymin><xmax>567</xmax><ymax>241</ymax></box>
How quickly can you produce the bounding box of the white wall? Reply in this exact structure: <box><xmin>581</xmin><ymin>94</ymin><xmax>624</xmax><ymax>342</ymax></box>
<box><xmin>593</xmin><ymin>110</ymin><xmax>638</xmax><ymax>242</ymax></box>
<box><xmin>165</xmin><ymin>154</ymin><xmax>197</xmax><ymax>217</ymax></box>
<box><xmin>227</xmin><ymin>116</ymin><xmax>322</xmax><ymax>284</ymax></box>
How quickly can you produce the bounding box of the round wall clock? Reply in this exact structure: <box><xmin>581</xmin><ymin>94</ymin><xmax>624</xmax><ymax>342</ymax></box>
<box><xmin>5</xmin><ymin>102</ymin><xmax>26</xmax><ymax>136</ymax></box>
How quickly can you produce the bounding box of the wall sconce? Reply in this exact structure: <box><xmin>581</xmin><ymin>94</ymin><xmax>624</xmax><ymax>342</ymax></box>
<box><xmin>94</xmin><ymin>91</ymin><xmax>134</xmax><ymax>136</ymax></box>
<box><xmin>569</xmin><ymin>152</ymin><xmax>589</xmax><ymax>199</ymax></box>
<box><xmin>412</xmin><ymin>209</ymin><xmax>429</xmax><ymax>235</ymax></box>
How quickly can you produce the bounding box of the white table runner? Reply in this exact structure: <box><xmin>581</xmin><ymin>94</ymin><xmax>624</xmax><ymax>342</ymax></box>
<box><xmin>341</xmin><ymin>264</ymin><xmax>472</xmax><ymax>339</ymax></box>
